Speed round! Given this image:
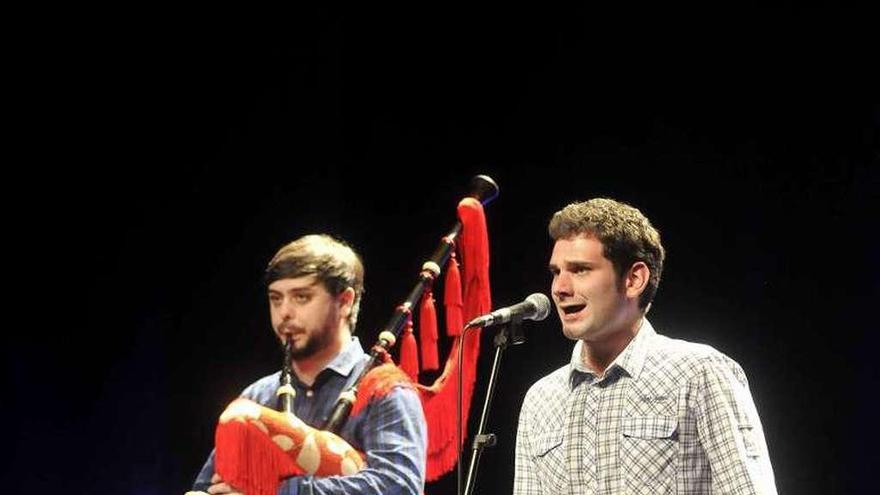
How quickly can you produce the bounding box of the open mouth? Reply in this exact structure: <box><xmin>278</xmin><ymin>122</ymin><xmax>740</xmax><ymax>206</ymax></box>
<box><xmin>561</xmin><ymin>304</ymin><xmax>586</xmax><ymax>315</ymax></box>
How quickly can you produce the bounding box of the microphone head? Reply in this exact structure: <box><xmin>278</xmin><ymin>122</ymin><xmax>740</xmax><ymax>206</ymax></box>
<box><xmin>525</xmin><ymin>293</ymin><xmax>552</xmax><ymax>322</ymax></box>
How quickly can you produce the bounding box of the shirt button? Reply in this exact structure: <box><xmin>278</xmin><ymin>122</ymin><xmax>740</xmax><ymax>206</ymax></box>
<box><xmin>306</xmin><ymin>389</ymin><xmax>314</xmax><ymax>398</ymax></box>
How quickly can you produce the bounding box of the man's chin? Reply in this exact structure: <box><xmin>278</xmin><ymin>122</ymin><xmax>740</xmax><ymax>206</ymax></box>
<box><xmin>289</xmin><ymin>341</ymin><xmax>318</xmax><ymax>360</ymax></box>
<box><xmin>562</xmin><ymin>326</ymin><xmax>584</xmax><ymax>341</ymax></box>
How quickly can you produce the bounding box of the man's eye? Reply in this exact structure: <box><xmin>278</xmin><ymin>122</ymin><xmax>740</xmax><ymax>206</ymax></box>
<box><xmin>295</xmin><ymin>294</ymin><xmax>310</xmax><ymax>303</ymax></box>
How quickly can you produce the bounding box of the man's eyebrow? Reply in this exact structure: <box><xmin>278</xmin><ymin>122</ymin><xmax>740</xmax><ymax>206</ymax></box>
<box><xmin>566</xmin><ymin>260</ymin><xmax>594</xmax><ymax>267</ymax></box>
<box><xmin>288</xmin><ymin>286</ymin><xmax>316</xmax><ymax>293</ymax></box>
<box><xmin>267</xmin><ymin>282</ymin><xmax>319</xmax><ymax>295</ymax></box>
<box><xmin>549</xmin><ymin>260</ymin><xmax>595</xmax><ymax>270</ymax></box>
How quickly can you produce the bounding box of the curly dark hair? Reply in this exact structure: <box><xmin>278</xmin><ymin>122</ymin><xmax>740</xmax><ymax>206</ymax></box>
<box><xmin>549</xmin><ymin>198</ymin><xmax>665</xmax><ymax>310</ymax></box>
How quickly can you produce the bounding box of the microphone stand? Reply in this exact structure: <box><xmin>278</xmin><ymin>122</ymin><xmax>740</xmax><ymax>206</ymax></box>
<box><xmin>462</xmin><ymin>314</ymin><xmax>526</xmax><ymax>495</ymax></box>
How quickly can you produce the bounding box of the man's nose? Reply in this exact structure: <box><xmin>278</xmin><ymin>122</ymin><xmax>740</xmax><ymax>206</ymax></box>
<box><xmin>279</xmin><ymin>298</ymin><xmax>297</xmax><ymax>321</ymax></box>
<box><xmin>552</xmin><ymin>272</ymin><xmax>573</xmax><ymax>298</ymax></box>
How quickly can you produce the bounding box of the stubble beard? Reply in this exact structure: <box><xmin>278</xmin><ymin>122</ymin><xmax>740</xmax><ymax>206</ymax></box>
<box><xmin>287</xmin><ymin>325</ymin><xmax>335</xmax><ymax>360</ymax></box>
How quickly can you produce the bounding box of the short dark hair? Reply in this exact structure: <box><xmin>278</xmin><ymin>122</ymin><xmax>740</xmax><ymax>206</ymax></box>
<box><xmin>265</xmin><ymin>234</ymin><xmax>365</xmax><ymax>329</ymax></box>
<box><xmin>549</xmin><ymin>198</ymin><xmax>665</xmax><ymax>309</ymax></box>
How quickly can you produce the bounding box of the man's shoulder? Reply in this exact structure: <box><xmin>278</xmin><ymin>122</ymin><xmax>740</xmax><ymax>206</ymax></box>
<box><xmin>645</xmin><ymin>332</ymin><xmax>746</xmax><ymax>379</ymax></box>
<box><xmin>249</xmin><ymin>370</ymin><xmax>283</xmax><ymax>388</ymax></box>
<box><xmin>360</xmin><ymin>363</ymin><xmax>422</xmax><ymax>404</ymax></box>
<box><xmin>240</xmin><ymin>371</ymin><xmax>283</xmax><ymax>401</ymax></box>
<box><xmin>650</xmin><ymin>332</ymin><xmax>723</xmax><ymax>358</ymax></box>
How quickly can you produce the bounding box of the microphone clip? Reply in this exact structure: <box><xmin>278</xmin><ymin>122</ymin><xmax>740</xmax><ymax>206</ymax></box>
<box><xmin>492</xmin><ymin>313</ymin><xmax>526</xmax><ymax>348</ymax></box>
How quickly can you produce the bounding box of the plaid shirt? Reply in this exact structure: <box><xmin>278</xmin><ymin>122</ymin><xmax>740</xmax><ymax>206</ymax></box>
<box><xmin>193</xmin><ymin>337</ymin><xmax>427</xmax><ymax>495</ymax></box>
<box><xmin>514</xmin><ymin>320</ymin><xmax>776</xmax><ymax>495</ymax></box>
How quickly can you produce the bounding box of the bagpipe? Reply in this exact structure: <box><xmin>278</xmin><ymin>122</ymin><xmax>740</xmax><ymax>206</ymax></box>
<box><xmin>203</xmin><ymin>175</ymin><xmax>500</xmax><ymax>495</ymax></box>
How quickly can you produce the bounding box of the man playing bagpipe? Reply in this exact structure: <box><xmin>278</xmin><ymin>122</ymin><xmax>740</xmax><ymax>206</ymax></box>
<box><xmin>191</xmin><ymin>189</ymin><xmax>495</xmax><ymax>495</ymax></box>
<box><xmin>192</xmin><ymin>234</ymin><xmax>428</xmax><ymax>495</ymax></box>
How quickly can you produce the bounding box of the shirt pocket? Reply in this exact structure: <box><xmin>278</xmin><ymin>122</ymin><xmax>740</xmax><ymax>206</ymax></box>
<box><xmin>620</xmin><ymin>416</ymin><xmax>678</xmax><ymax>494</ymax></box>
<box><xmin>533</xmin><ymin>429</ymin><xmax>567</xmax><ymax>493</ymax></box>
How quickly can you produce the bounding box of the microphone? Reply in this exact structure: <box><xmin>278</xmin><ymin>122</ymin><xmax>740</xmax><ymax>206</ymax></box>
<box><xmin>465</xmin><ymin>293</ymin><xmax>551</xmax><ymax>329</ymax></box>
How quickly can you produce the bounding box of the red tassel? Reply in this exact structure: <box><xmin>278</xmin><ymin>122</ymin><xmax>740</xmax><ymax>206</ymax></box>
<box><xmin>444</xmin><ymin>253</ymin><xmax>464</xmax><ymax>336</ymax></box>
<box><xmin>419</xmin><ymin>288</ymin><xmax>440</xmax><ymax>371</ymax></box>
<box><xmin>417</xmin><ymin>197</ymin><xmax>492</xmax><ymax>481</ymax></box>
<box><xmin>399</xmin><ymin>318</ymin><xmax>419</xmax><ymax>381</ymax></box>
<box><xmin>417</xmin><ymin>329</ymin><xmax>483</xmax><ymax>480</ymax></box>
<box><xmin>458</xmin><ymin>197</ymin><xmax>492</xmax><ymax>319</ymax></box>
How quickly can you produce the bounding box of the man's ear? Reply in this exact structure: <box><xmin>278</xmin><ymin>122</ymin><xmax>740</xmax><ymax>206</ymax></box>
<box><xmin>338</xmin><ymin>287</ymin><xmax>356</xmax><ymax>317</ymax></box>
<box><xmin>624</xmin><ymin>261</ymin><xmax>650</xmax><ymax>301</ymax></box>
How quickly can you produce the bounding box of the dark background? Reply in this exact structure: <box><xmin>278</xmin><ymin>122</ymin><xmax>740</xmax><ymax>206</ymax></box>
<box><xmin>8</xmin><ymin>7</ymin><xmax>877</xmax><ymax>495</ymax></box>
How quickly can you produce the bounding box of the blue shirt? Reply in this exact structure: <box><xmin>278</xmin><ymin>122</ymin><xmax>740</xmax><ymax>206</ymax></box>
<box><xmin>193</xmin><ymin>337</ymin><xmax>427</xmax><ymax>495</ymax></box>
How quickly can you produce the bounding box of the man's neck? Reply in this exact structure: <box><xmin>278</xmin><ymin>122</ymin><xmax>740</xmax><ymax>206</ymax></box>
<box><xmin>580</xmin><ymin>316</ymin><xmax>643</xmax><ymax>377</ymax></box>
<box><xmin>292</xmin><ymin>329</ymin><xmax>352</xmax><ymax>386</ymax></box>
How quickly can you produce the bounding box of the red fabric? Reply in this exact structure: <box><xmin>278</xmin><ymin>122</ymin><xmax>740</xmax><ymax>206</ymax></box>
<box><xmin>457</xmin><ymin>197</ymin><xmax>492</xmax><ymax>320</ymax></box>
<box><xmin>419</xmin><ymin>288</ymin><xmax>440</xmax><ymax>371</ymax></box>
<box><xmin>417</xmin><ymin>197</ymin><xmax>491</xmax><ymax>481</ymax></box>
<box><xmin>215</xmin><ymin>416</ymin><xmax>299</xmax><ymax>495</ymax></box>
<box><xmin>351</xmin><ymin>363</ymin><xmax>417</xmax><ymax>417</ymax></box>
<box><xmin>215</xmin><ymin>365</ymin><xmax>407</xmax><ymax>495</ymax></box>
<box><xmin>399</xmin><ymin>318</ymin><xmax>419</xmax><ymax>381</ymax></box>
<box><xmin>443</xmin><ymin>253</ymin><xmax>463</xmax><ymax>337</ymax></box>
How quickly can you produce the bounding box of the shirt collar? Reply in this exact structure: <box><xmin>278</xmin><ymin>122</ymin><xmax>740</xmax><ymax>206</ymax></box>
<box><xmin>569</xmin><ymin>318</ymin><xmax>656</xmax><ymax>385</ymax></box>
<box><xmin>323</xmin><ymin>336</ymin><xmax>366</xmax><ymax>377</ymax></box>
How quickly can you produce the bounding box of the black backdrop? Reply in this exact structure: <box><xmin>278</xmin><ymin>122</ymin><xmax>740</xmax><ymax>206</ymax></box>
<box><xmin>8</xmin><ymin>7</ymin><xmax>877</xmax><ymax>495</ymax></box>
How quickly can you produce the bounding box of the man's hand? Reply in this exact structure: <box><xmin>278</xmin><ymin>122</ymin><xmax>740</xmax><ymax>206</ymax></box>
<box><xmin>207</xmin><ymin>473</ymin><xmax>244</xmax><ymax>495</ymax></box>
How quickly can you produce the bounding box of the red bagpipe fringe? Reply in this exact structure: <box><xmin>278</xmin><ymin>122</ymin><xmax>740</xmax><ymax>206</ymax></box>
<box><xmin>215</xmin><ymin>415</ymin><xmax>300</xmax><ymax>495</ymax></box>
<box><xmin>350</xmin><ymin>361</ymin><xmax>416</xmax><ymax>417</ymax></box>
<box><xmin>457</xmin><ymin>197</ymin><xmax>492</xmax><ymax>322</ymax></box>
<box><xmin>215</xmin><ymin>362</ymin><xmax>412</xmax><ymax>495</ymax></box>
<box><xmin>415</xmin><ymin>197</ymin><xmax>491</xmax><ymax>480</ymax></box>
